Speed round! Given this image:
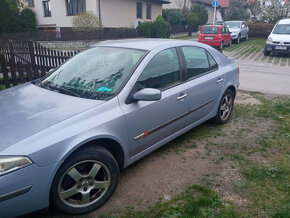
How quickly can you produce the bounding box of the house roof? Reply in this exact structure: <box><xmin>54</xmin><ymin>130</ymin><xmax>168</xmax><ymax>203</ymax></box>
<box><xmin>149</xmin><ymin>0</ymin><xmax>171</xmax><ymax>4</ymax></box>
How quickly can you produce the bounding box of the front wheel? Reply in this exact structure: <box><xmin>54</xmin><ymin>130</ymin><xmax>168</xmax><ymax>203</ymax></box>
<box><xmin>236</xmin><ymin>35</ymin><xmax>241</xmax><ymax>44</ymax></box>
<box><xmin>51</xmin><ymin>146</ymin><xmax>119</xmax><ymax>215</ymax></box>
<box><xmin>245</xmin><ymin>34</ymin><xmax>249</xmax><ymax>41</ymax></box>
<box><xmin>263</xmin><ymin>46</ymin><xmax>271</xmax><ymax>56</ymax></box>
<box><xmin>213</xmin><ymin>89</ymin><xmax>234</xmax><ymax>125</ymax></box>
<box><xmin>218</xmin><ymin>42</ymin><xmax>224</xmax><ymax>52</ymax></box>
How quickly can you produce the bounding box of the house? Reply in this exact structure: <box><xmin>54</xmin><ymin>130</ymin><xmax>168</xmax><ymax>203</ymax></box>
<box><xmin>34</xmin><ymin>0</ymin><xmax>170</xmax><ymax>31</ymax></box>
<box><xmin>163</xmin><ymin>0</ymin><xmax>230</xmax><ymax>23</ymax></box>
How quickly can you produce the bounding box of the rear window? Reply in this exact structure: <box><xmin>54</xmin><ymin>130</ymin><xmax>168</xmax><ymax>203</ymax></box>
<box><xmin>202</xmin><ymin>26</ymin><xmax>220</xmax><ymax>34</ymax></box>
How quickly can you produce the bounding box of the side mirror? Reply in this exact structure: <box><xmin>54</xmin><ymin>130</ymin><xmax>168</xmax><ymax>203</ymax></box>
<box><xmin>133</xmin><ymin>88</ymin><xmax>161</xmax><ymax>102</ymax></box>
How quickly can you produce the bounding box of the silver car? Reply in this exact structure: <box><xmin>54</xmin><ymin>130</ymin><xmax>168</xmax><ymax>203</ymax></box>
<box><xmin>225</xmin><ymin>21</ymin><xmax>249</xmax><ymax>43</ymax></box>
<box><xmin>0</xmin><ymin>39</ymin><xmax>239</xmax><ymax>217</ymax></box>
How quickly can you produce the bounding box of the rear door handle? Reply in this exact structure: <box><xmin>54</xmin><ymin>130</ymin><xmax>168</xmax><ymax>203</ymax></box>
<box><xmin>177</xmin><ymin>93</ymin><xmax>188</xmax><ymax>100</ymax></box>
<box><xmin>216</xmin><ymin>78</ymin><xmax>224</xmax><ymax>83</ymax></box>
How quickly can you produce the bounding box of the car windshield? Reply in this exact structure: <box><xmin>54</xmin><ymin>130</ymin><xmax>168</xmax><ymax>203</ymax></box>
<box><xmin>39</xmin><ymin>47</ymin><xmax>146</xmax><ymax>100</ymax></box>
<box><xmin>202</xmin><ymin>26</ymin><xmax>219</xmax><ymax>34</ymax></box>
<box><xmin>273</xmin><ymin>24</ymin><xmax>290</xmax><ymax>34</ymax></box>
<box><xmin>225</xmin><ymin>22</ymin><xmax>241</xmax><ymax>29</ymax></box>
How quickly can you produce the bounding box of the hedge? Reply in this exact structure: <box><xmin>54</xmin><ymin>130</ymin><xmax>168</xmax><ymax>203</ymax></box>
<box><xmin>248</xmin><ymin>22</ymin><xmax>275</xmax><ymax>38</ymax></box>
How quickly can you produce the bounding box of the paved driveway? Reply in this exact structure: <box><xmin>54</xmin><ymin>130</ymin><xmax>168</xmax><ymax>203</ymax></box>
<box><xmin>222</xmin><ymin>39</ymin><xmax>290</xmax><ymax>95</ymax></box>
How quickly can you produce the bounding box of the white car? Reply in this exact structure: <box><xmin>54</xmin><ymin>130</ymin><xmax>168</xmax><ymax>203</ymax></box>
<box><xmin>264</xmin><ymin>18</ymin><xmax>290</xmax><ymax>56</ymax></box>
<box><xmin>225</xmin><ymin>21</ymin><xmax>249</xmax><ymax>44</ymax></box>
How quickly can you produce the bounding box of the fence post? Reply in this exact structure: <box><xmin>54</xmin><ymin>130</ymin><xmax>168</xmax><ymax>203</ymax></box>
<box><xmin>8</xmin><ymin>40</ymin><xmax>15</xmax><ymax>63</ymax></box>
<box><xmin>28</xmin><ymin>40</ymin><xmax>37</xmax><ymax>70</ymax></box>
<box><xmin>0</xmin><ymin>54</ymin><xmax>10</xmax><ymax>88</ymax></box>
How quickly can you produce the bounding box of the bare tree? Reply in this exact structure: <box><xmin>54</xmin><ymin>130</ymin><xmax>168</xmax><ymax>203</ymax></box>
<box><xmin>72</xmin><ymin>11</ymin><xmax>102</xmax><ymax>32</ymax></box>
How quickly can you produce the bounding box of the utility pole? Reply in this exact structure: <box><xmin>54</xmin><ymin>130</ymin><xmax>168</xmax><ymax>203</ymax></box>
<box><xmin>212</xmin><ymin>0</ymin><xmax>218</xmax><ymax>25</ymax></box>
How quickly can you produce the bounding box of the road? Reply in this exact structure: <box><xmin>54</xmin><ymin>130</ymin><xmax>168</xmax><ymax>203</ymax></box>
<box><xmin>236</xmin><ymin>60</ymin><xmax>290</xmax><ymax>96</ymax></box>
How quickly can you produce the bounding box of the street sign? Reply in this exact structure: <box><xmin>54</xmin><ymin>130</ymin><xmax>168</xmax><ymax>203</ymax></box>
<box><xmin>212</xmin><ymin>0</ymin><xmax>219</xmax><ymax>7</ymax></box>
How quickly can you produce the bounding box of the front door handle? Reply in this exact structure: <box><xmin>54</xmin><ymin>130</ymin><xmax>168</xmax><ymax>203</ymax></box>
<box><xmin>177</xmin><ymin>93</ymin><xmax>188</xmax><ymax>100</ymax></box>
<box><xmin>216</xmin><ymin>78</ymin><xmax>224</xmax><ymax>83</ymax></box>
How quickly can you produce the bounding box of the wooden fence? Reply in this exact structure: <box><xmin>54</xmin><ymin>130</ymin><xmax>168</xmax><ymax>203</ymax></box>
<box><xmin>0</xmin><ymin>40</ymin><xmax>81</xmax><ymax>91</ymax></box>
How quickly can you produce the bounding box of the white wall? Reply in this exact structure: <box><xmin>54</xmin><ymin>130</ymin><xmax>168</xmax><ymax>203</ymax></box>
<box><xmin>35</xmin><ymin>0</ymin><xmax>162</xmax><ymax>29</ymax></box>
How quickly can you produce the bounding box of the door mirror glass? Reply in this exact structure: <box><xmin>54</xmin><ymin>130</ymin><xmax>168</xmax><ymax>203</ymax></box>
<box><xmin>133</xmin><ymin>88</ymin><xmax>161</xmax><ymax>101</ymax></box>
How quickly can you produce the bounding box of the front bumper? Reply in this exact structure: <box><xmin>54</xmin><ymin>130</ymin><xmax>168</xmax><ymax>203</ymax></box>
<box><xmin>265</xmin><ymin>43</ymin><xmax>290</xmax><ymax>54</ymax></box>
<box><xmin>0</xmin><ymin>162</ymin><xmax>59</xmax><ymax>217</ymax></box>
<box><xmin>231</xmin><ymin>34</ymin><xmax>239</xmax><ymax>39</ymax></box>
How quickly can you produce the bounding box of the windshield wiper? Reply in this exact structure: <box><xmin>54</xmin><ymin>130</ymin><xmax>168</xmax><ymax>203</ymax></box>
<box><xmin>47</xmin><ymin>84</ymin><xmax>81</xmax><ymax>97</ymax></box>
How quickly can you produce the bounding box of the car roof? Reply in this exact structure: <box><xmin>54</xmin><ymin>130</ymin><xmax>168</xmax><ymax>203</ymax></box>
<box><xmin>93</xmin><ymin>38</ymin><xmax>204</xmax><ymax>51</ymax></box>
<box><xmin>278</xmin><ymin>19</ymin><xmax>290</xmax><ymax>24</ymax></box>
<box><xmin>225</xmin><ymin>21</ymin><xmax>243</xmax><ymax>23</ymax></box>
<box><xmin>202</xmin><ymin>25</ymin><xmax>223</xmax><ymax>28</ymax></box>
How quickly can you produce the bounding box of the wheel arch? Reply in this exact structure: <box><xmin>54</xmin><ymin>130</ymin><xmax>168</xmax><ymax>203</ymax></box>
<box><xmin>227</xmin><ymin>85</ymin><xmax>237</xmax><ymax>99</ymax></box>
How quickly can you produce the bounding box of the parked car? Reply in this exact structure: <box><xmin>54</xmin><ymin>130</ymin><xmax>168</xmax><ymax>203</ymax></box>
<box><xmin>198</xmin><ymin>25</ymin><xmax>232</xmax><ymax>51</ymax></box>
<box><xmin>264</xmin><ymin>18</ymin><xmax>290</xmax><ymax>56</ymax></box>
<box><xmin>0</xmin><ymin>39</ymin><xmax>239</xmax><ymax>217</ymax></box>
<box><xmin>225</xmin><ymin>21</ymin><xmax>249</xmax><ymax>43</ymax></box>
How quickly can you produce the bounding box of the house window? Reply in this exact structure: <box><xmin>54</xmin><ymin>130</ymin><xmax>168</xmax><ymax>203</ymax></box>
<box><xmin>66</xmin><ymin>0</ymin><xmax>86</xmax><ymax>16</ymax></box>
<box><xmin>137</xmin><ymin>2</ymin><xmax>142</xmax><ymax>18</ymax></box>
<box><xmin>146</xmin><ymin>4</ymin><xmax>151</xmax><ymax>19</ymax></box>
<box><xmin>43</xmin><ymin>1</ymin><xmax>51</xmax><ymax>17</ymax></box>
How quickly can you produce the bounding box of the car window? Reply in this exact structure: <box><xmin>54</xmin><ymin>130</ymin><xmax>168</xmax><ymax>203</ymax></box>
<box><xmin>202</xmin><ymin>26</ymin><xmax>219</xmax><ymax>34</ymax></box>
<box><xmin>221</xmin><ymin>27</ymin><xmax>225</xmax><ymax>34</ymax></box>
<box><xmin>207</xmin><ymin>52</ymin><xmax>218</xmax><ymax>70</ymax></box>
<box><xmin>137</xmin><ymin>48</ymin><xmax>181</xmax><ymax>91</ymax></box>
<box><xmin>226</xmin><ymin>27</ymin><xmax>230</xmax><ymax>34</ymax></box>
<box><xmin>181</xmin><ymin>46</ymin><xmax>210</xmax><ymax>79</ymax></box>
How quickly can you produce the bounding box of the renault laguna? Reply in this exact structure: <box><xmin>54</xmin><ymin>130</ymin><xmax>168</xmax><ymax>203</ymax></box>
<box><xmin>0</xmin><ymin>39</ymin><xmax>239</xmax><ymax>217</ymax></box>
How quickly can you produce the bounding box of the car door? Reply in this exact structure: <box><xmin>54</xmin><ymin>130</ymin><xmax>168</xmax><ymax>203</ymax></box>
<box><xmin>221</xmin><ymin>27</ymin><xmax>229</xmax><ymax>45</ymax></box>
<box><xmin>241</xmin><ymin>22</ymin><xmax>247</xmax><ymax>38</ymax></box>
<box><xmin>226</xmin><ymin>27</ymin><xmax>232</xmax><ymax>43</ymax></box>
<box><xmin>120</xmin><ymin>48</ymin><xmax>189</xmax><ymax>158</ymax></box>
<box><xmin>180</xmin><ymin>46</ymin><xmax>225</xmax><ymax>126</ymax></box>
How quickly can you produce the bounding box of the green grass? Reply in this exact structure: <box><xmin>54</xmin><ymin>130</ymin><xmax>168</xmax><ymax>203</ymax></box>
<box><xmin>113</xmin><ymin>185</ymin><xmax>241</xmax><ymax>218</ymax></box>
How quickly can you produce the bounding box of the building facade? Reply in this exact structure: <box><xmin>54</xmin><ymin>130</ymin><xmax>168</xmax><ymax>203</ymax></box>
<box><xmin>34</xmin><ymin>0</ymin><xmax>170</xmax><ymax>30</ymax></box>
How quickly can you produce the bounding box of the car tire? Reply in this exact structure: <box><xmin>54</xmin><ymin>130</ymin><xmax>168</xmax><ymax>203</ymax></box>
<box><xmin>263</xmin><ymin>46</ymin><xmax>271</xmax><ymax>56</ymax></box>
<box><xmin>228</xmin><ymin>40</ymin><xmax>232</xmax><ymax>47</ymax></box>
<box><xmin>50</xmin><ymin>146</ymin><xmax>119</xmax><ymax>215</ymax></box>
<box><xmin>219</xmin><ymin>42</ymin><xmax>223</xmax><ymax>51</ymax></box>
<box><xmin>236</xmin><ymin>35</ymin><xmax>241</xmax><ymax>44</ymax></box>
<box><xmin>213</xmin><ymin>89</ymin><xmax>234</xmax><ymax>125</ymax></box>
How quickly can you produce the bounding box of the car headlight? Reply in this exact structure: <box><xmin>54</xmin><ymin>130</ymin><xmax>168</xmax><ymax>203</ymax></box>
<box><xmin>0</xmin><ymin>156</ymin><xmax>32</xmax><ymax>176</ymax></box>
<box><xmin>266</xmin><ymin>37</ymin><xmax>273</xmax><ymax>43</ymax></box>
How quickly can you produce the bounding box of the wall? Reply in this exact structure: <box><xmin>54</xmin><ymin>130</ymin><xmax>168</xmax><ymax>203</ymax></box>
<box><xmin>35</xmin><ymin>0</ymin><xmax>162</xmax><ymax>29</ymax></box>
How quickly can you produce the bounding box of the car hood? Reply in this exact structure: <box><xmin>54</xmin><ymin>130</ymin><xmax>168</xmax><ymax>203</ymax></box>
<box><xmin>0</xmin><ymin>83</ymin><xmax>104</xmax><ymax>152</ymax></box>
<box><xmin>270</xmin><ymin>33</ymin><xmax>290</xmax><ymax>42</ymax></box>
<box><xmin>228</xmin><ymin>28</ymin><xmax>240</xmax><ymax>34</ymax></box>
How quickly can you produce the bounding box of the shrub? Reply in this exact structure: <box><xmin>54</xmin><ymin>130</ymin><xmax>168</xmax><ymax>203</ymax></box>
<box><xmin>186</xmin><ymin>12</ymin><xmax>199</xmax><ymax>35</ymax></box>
<box><xmin>248</xmin><ymin>22</ymin><xmax>275</xmax><ymax>38</ymax></box>
<box><xmin>138</xmin><ymin>16</ymin><xmax>171</xmax><ymax>38</ymax></box>
<box><xmin>19</xmin><ymin>8</ymin><xmax>36</xmax><ymax>32</ymax></box>
<box><xmin>137</xmin><ymin>22</ymin><xmax>152</xmax><ymax>37</ymax></box>
<box><xmin>162</xmin><ymin>9</ymin><xmax>183</xmax><ymax>26</ymax></box>
<box><xmin>72</xmin><ymin>11</ymin><xmax>102</xmax><ymax>32</ymax></box>
<box><xmin>190</xmin><ymin>4</ymin><xmax>208</xmax><ymax>26</ymax></box>
<box><xmin>224</xmin><ymin>0</ymin><xmax>250</xmax><ymax>21</ymax></box>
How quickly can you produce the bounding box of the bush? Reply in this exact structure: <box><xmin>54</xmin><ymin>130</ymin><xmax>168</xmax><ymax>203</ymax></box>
<box><xmin>138</xmin><ymin>16</ymin><xmax>171</xmax><ymax>38</ymax></box>
<box><xmin>248</xmin><ymin>22</ymin><xmax>275</xmax><ymax>38</ymax></box>
<box><xmin>137</xmin><ymin>22</ymin><xmax>152</xmax><ymax>37</ymax></box>
<box><xmin>19</xmin><ymin>8</ymin><xmax>36</xmax><ymax>32</ymax></box>
<box><xmin>72</xmin><ymin>11</ymin><xmax>102</xmax><ymax>32</ymax></box>
<box><xmin>162</xmin><ymin>9</ymin><xmax>183</xmax><ymax>26</ymax></box>
<box><xmin>186</xmin><ymin>12</ymin><xmax>199</xmax><ymax>35</ymax></box>
<box><xmin>224</xmin><ymin>0</ymin><xmax>249</xmax><ymax>21</ymax></box>
<box><xmin>190</xmin><ymin>4</ymin><xmax>208</xmax><ymax>26</ymax></box>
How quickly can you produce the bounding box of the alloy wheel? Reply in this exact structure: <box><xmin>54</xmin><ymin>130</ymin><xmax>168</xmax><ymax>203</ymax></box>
<box><xmin>220</xmin><ymin>93</ymin><xmax>233</xmax><ymax>121</ymax></box>
<box><xmin>58</xmin><ymin>160</ymin><xmax>111</xmax><ymax>208</ymax></box>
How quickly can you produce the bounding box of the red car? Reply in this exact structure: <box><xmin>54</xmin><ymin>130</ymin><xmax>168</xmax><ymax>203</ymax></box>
<box><xmin>198</xmin><ymin>25</ymin><xmax>232</xmax><ymax>51</ymax></box>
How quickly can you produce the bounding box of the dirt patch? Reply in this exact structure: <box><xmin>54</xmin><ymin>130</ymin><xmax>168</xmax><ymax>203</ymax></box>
<box><xmin>235</xmin><ymin>92</ymin><xmax>262</xmax><ymax>105</ymax></box>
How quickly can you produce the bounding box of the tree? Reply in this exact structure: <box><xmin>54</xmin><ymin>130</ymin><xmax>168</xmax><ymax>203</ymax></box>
<box><xmin>261</xmin><ymin>0</ymin><xmax>290</xmax><ymax>23</ymax></box>
<box><xmin>187</xmin><ymin>12</ymin><xmax>199</xmax><ymax>35</ymax></box>
<box><xmin>249</xmin><ymin>0</ymin><xmax>262</xmax><ymax>19</ymax></box>
<box><xmin>20</xmin><ymin>8</ymin><xmax>36</xmax><ymax>32</ymax></box>
<box><xmin>72</xmin><ymin>11</ymin><xmax>102</xmax><ymax>32</ymax></box>
<box><xmin>224</xmin><ymin>0</ymin><xmax>250</xmax><ymax>21</ymax></box>
<box><xmin>190</xmin><ymin>4</ymin><xmax>208</xmax><ymax>25</ymax></box>
<box><xmin>162</xmin><ymin>9</ymin><xmax>183</xmax><ymax>26</ymax></box>
<box><xmin>0</xmin><ymin>0</ymin><xmax>21</xmax><ymax>33</ymax></box>
<box><xmin>0</xmin><ymin>0</ymin><xmax>36</xmax><ymax>34</ymax></box>
<box><xmin>152</xmin><ymin>15</ymin><xmax>171</xmax><ymax>38</ymax></box>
